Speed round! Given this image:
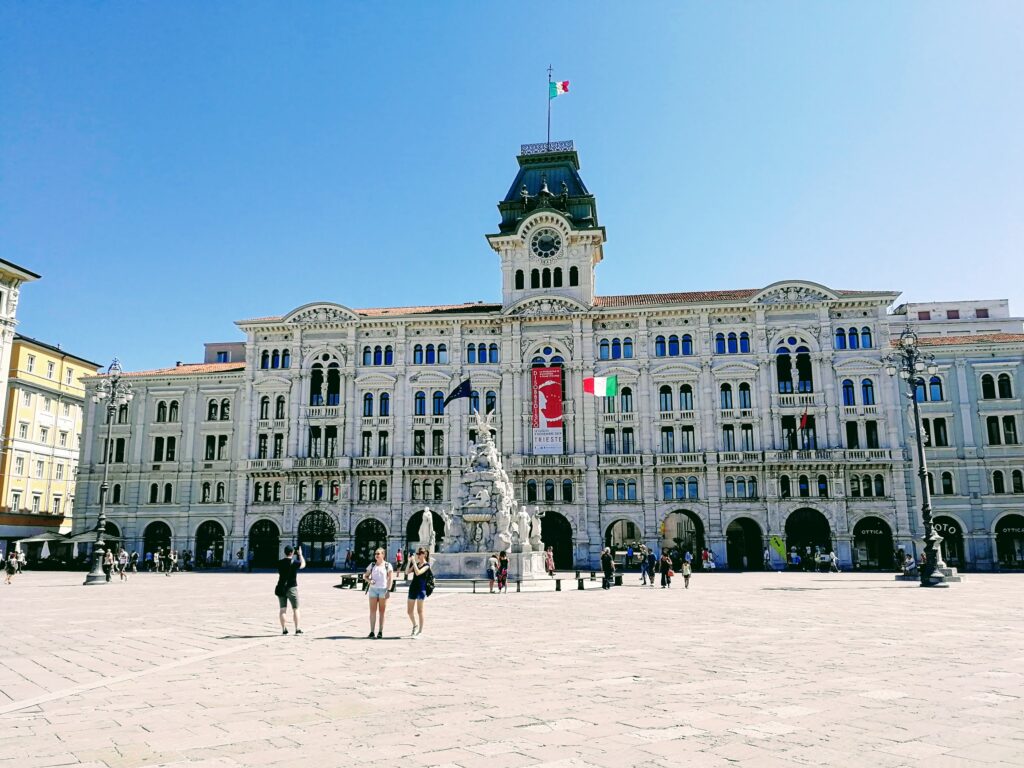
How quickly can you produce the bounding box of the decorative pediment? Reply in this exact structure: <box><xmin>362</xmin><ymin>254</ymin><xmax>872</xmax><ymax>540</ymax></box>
<box><xmin>283</xmin><ymin>302</ymin><xmax>359</xmax><ymax>325</ymax></box>
<box><xmin>354</xmin><ymin>372</ymin><xmax>397</xmax><ymax>387</ymax></box>
<box><xmin>751</xmin><ymin>281</ymin><xmax>838</xmax><ymax>306</ymax></box>
<box><xmin>595</xmin><ymin>364</ymin><xmax>640</xmax><ymax>379</ymax></box>
<box><xmin>408</xmin><ymin>371</ymin><xmax>452</xmax><ymax>385</ymax></box>
<box><xmin>252</xmin><ymin>375</ymin><xmax>292</xmax><ymax>391</ymax></box>
<box><xmin>711</xmin><ymin>361</ymin><xmax>760</xmax><ymax>375</ymax></box>
<box><xmin>833</xmin><ymin>357</ymin><xmax>882</xmax><ymax>370</ymax></box>
<box><xmin>650</xmin><ymin>362</ymin><xmax>702</xmax><ymax>379</ymax></box>
<box><xmin>505</xmin><ymin>295</ymin><xmax>589</xmax><ymax>318</ymax></box>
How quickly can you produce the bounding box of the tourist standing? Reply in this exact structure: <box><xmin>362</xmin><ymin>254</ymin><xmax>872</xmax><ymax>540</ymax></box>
<box><xmin>659</xmin><ymin>552</ymin><xmax>672</xmax><ymax>588</ymax></box>
<box><xmin>130</xmin><ymin>551</ymin><xmax>139</xmax><ymax>573</ymax></box>
<box><xmin>600</xmin><ymin>547</ymin><xmax>614</xmax><ymax>589</ymax></box>
<box><xmin>829</xmin><ymin>550</ymin><xmax>840</xmax><ymax>573</ymax></box>
<box><xmin>247</xmin><ymin>548</ymin><xmax>255</xmax><ymax>573</ymax></box>
<box><xmin>4</xmin><ymin>551</ymin><xmax>17</xmax><ymax>584</ymax></box>
<box><xmin>646</xmin><ymin>550</ymin><xmax>658</xmax><ymax>587</ymax></box>
<box><xmin>363</xmin><ymin>548</ymin><xmax>393</xmax><ymax>639</ymax></box>
<box><xmin>103</xmin><ymin>548</ymin><xmax>114</xmax><ymax>582</ymax></box>
<box><xmin>406</xmin><ymin>547</ymin><xmax>431</xmax><ymax>637</ymax></box>
<box><xmin>497</xmin><ymin>551</ymin><xmax>509</xmax><ymax>593</ymax></box>
<box><xmin>544</xmin><ymin>546</ymin><xmax>555</xmax><ymax>577</ymax></box>
<box><xmin>395</xmin><ymin>548</ymin><xmax>404</xmax><ymax>572</ymax></box>
<box><xmin>763</xmin><ymin>547</ymin><xmax>771</xmax><ymax>571</ymax></box>
<box><xmin>626</xmin><ymin>544</ymin><xmax>634</xmax><ymax>568</ymax></box>
<box><xmin>117</xmin><ymin>548</ymin><xmax>129</xmax><ymax>581</ymax></box>
<box><xmin>682</xmin><ymin>560</ymin><xmax>692</xmax><ymax>588</ymax></box>
<box><xmin>639</xmin><ymin>548</ymin><xmax>651</xmax><ymax>585</ymax></box>
<box><xmin>276</xmin><ymin>545</ymin><xmax>305</xmax><ymax>635</ymax></box>
<box><xmin>487</xmin><ymin>552</ymin><xmax>499</xmax><ymax>593</ymax></box>
<box><xmin>145</xmin><ymin>551</ymin><xmax>153</xmax><ymax>571</ymax></box>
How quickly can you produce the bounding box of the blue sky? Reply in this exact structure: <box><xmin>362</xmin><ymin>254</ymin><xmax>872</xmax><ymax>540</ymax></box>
<box><xmin>1</xmin><ymin>2</ymin><xmax>1021</xmax><ymax>371</ymax></box>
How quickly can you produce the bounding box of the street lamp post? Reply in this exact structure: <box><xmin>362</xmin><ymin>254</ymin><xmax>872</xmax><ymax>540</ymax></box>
<box><xmin>884</xmin><ymin>328</ymin><xmax>949</xmax><ymax>588</ymax></box>
<box><xmin>83</xmin><ymin>359</ymin><xmax>133</xmax><ymax>586</ymax></box>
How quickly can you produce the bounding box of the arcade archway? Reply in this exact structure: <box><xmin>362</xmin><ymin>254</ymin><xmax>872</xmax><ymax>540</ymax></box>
<box><xmin>725</xmin><ymin>517</ymin><xmax>763</xmax><ymax>570</ymax></box>
<box><xmin>661</xmin><ymin>511</ymin><xmax>705</xmax><ymax>568</ymax></box>
<box><xmin>605</xmin><ymin>518</ymin><xmax>641</xmax><ymax>557</ymax></box>
<box><xmin>298</xmin><ymin>510</ymin><xmax>337</xmax><ymax>567</ymax></box>
<box><xmin>143</xmin><ymin>521</ymin><xmax>172</xmax><ymax>555</ymax></box>
<box><xmin>248</xmin><ymin>519</ymin><xmax>280</xmax><ymax>568</ymax></box>
<box><xmin>996</xmin><ymin>514</ymin><xmax>1024</xmax><ymax>569</ymax></box>
<box><xmin>195</xmin><ymin>520</ymin><xmax>226</xmax><ymax>566</ymax></box>
<box><xmin>406</xmin><ymin>509</ymin><xmax>446</xmax><ymax>552</ymax></box>
<box><xmin>852</xmin><ymin>516</ymin><xmax>894</xmax><ymax>571</ymax></box>
<box><xmin>933</xmin><ymin>516</ymin><xmax>965</xmax><ymax>568</ymax></box>
<box><xmin>540</xmin><ymin>510</ymin><xmax>574</xmax><ymax>569</ymax></box>
<box><xmin>354</xmin><ymin>518</ymin><xmax>388</xmax><ymax>567</ymax></box>
<box><xmin>785</xmin><ymin>508</ymin><xmax>832</xmax><ymax>567</ymax></box>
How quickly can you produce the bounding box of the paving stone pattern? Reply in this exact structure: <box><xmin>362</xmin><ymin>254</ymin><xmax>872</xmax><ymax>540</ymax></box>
<box><xmin>1</xmin><ymin>570</ymin><xmax>1022</xmax><ymax>767</ymax></box>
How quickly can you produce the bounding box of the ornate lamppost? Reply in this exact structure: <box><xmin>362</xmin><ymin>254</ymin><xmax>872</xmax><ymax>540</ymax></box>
<box><xmin>884</xmin><ymin>328</ymin><xmax>949</xmax><ymax>587</ymax></box>
<box><xmin>84</xmin><ymin>359</ymin><xmax>133</xmax><ymax>586</ymax></box>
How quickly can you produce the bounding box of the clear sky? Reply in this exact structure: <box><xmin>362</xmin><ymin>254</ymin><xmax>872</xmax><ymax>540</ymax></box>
<box><xmin>2</xmin><ymin>2</ymin><xmax>1021</xmax><ymax>371</ymax></box>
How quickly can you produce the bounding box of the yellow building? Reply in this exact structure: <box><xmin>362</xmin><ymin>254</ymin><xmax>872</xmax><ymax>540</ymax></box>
<box><xmin>0</xmin><ymin>335</ymin><xmax>100</xmax><ymax>553</ymax></box>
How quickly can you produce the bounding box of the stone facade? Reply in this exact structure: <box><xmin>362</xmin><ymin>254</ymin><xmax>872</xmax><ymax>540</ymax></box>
<box><xmin>72</xmin><ymin>143</ymin><xmax>1024</xmax><ymax>571</ymax></box>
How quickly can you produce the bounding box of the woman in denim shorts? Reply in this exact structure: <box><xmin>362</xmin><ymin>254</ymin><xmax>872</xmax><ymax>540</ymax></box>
<box><xmin>364</xmin><ymin>548</ymin><xmax>394</xmax><ymax>639</ymax></box>
<box><xmin>406</xmin><ymin>547</ymin><xmax>431</xmax><ymax>638</ymax></box>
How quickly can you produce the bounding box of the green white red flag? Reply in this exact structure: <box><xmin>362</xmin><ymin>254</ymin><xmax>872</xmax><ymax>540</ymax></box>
<box><xmin>549</xmin><ymin>80</ymin><xmax>569</xmax><ymax>99</ymax></box>
<box><xmin>583</xmin><ymin>375</ymin><xmax>617</xmax><ymax>396</ymax></box>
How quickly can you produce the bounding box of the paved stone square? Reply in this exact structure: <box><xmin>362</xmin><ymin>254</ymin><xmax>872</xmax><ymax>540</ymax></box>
<box><xmin>1</xmin><ymin>570</ymin><xmax>1022</xmax><ymax>767</ymax></box>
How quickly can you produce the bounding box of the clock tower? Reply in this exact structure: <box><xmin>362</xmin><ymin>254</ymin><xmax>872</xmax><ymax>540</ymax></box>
<box><xmin>486</xmin><ymin>141</ymin><xmax>606</xmax><ymax>311</ymax></box>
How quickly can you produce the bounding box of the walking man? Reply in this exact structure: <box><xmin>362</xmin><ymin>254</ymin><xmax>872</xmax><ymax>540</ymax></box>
<box><xmin>276</xmin><ymin>545</ymin><xmax>305</xmax><ymax>635</ymax></box>
<box><xmin>600</xmin><ymin>547</ymin><xmax>614</xmax><ymax>590</ymax></box>
<box><xmin>763</xmin><ymin>546</ymin><xmax>771</xmax><ymax>571</ymax></box>
<box><xmin>117</xmin><ymin>547</ymin><xmax>130</xmax><ymax>581</ymax></box>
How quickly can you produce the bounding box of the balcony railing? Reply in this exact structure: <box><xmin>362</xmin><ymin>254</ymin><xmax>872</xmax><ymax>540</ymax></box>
<box><xmin>405</xmin><ymin>456</ymin><xmax>449</xmax><ymax>468</ymax></box>
<box><xmin>655</xmin><ymin>452</ymin><xmax>703</xmax><ymax>466</ymax></box>
<box><xmin>718</xmin><ymin>451</ymin><xmax>762</xmax><ymax>464</ymax></box>
<box><xmin>246</xmin><ymin>458</ymin><xmax>289</xmax><ymax>470</ymax></box>
<box><xmin>353</xmin><ymin>457</ymin><xmax>391</xmax><ymax>469</ymax></box>
<box><xmin>304</xmin><ymin>406</ymin><xmax>341</xmax><ymax>419</ymax></box>
<box><xmin>777</xmin><ymin>393</ymin><xmax>818</xmax><ymax>407</ymax></box>
<box><xmin>598</xmin><ymin>454</ymin><xmax>642</xmax><ymax>468</ymax></box>
<box><xmin>511</xmin><ymin>455</ymin><xmax>586</xmax><ymax>469</ymax></box>
<box><xmin>292</xmin><ymin>457</ymin><xmax>345</xmax><ymax>469</ymax></box>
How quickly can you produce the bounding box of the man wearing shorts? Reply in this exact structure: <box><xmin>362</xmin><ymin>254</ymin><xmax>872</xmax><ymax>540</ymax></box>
<box><xmin>276</xmin><ymin>545</ymin><xmax>305</xmax><ymax>635</ymax></box>
<box><xmin>117</xmin><ymin>547</ymin><xmax>130</xmax><ymax>581</ymax></box>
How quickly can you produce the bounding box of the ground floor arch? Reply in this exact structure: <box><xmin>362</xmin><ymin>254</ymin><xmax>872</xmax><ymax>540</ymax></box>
<box><xmin>785</xmin><ymin>508</ymin><xmax>832</xmax><ymax>568</ymax></box>
<box><xmin>406</xmin><ymin>509</ymin><xmax>446</xmax><ymax>552</ymax></box>
<box><xmin>540</xmin><ymin>510</ymin><xmax>573</xmax><ymax>569</ymax></box>
<box><xmin>104</xmin><ymin>521</ymin><xmax>121</xmax><ymax>540</ymax></box>
<box><xmin>298</xmin><ymin>510</ymin><xmax>337</xmax><ymax>567</ymax></box>
<box><xmin>354</xmin><ymin>518</ymin><xmax>388</xmax><ymax>567</ymax></box>
<box><xmin>725</xmin><ymin>517</ymin><xmax>763</xmax><ymax>570</ymax></box>
<box><xmin>661</xmin><ymin>510</ymin><xmax>705</xmax><ymax>568</ymax></box>
<box><xmin>143</xmin><ymin>521</ymin><xmax>172</xmax><ymax>555</ymax></box>
<box><xmin>248</xmin><ymin>519</ymin><xmax>280</xmax><ymax>568</ymax></box>
<box><xmin>195</xmin><ymin>520</ymin><xmax>226</xmax><ymax>566</ymax></box>
<box><xmin>605</xmin><ymin>518</ymin><xmax>642</xmax><ymax>557</ymax></box>
<box><xmin>995</xmin><ymin>513</ymin><xmax>1024</xmax><ymax>569</ymax></box>
<box><xmin>933</xmin><ymin>515</ymin><xmax>965</xmax><ymax>569</ymax></box>
<box><xmin>852</xmin><ymin>516</ymin><xmax>894</xmax><ymax>571</ymax></box>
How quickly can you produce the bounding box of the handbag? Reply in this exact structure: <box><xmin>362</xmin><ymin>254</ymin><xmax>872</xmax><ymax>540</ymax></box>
<box><xmin>274</xmin><ymin>580</ymin><xmax>286</xmax><ymax>597</ymax></box>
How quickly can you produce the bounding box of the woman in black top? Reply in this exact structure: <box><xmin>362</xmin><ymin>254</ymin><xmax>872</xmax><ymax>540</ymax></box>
<box><xmin>600</xmin><ymin>547</ymin><xmax>614</xmax><ymax>589</ymax></box>
<box><xmin>497</xmin><ymin>550</ymin><xmax>509</xmax><ymax>593</ymax></box>
<box><xmin>659</xmin><ymin>552</ymin><xmax>672</xmax><ymax>588</ymax></box>
<box><xmin>406</xmin><ymin>548</ymin><xmax>431</xmax><ymax>637</ymax></box>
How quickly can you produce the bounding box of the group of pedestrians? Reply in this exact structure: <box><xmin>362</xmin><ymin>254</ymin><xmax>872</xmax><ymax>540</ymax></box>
<box><xmin>603</xmin><ymin>545</ymin><xmax>694</xmax><ymax>590</ymax></box>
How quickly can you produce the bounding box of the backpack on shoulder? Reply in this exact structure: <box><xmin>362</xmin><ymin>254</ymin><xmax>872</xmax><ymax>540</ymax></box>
<box><xmin>424</xmin><ymin>567</ymin><xmax>435</xmax><ymax>597</ymax></box>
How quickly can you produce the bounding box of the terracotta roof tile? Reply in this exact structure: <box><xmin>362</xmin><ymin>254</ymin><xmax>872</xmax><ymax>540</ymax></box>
<box><xmin>900</xmin><ymin>333</ymin><xmax>1024</xmax><ymax>347</ymax></box>
<box><xmin>118</xmin><ymin>362</ymin><xmax>246</xmax><ymax>378</ymax></box>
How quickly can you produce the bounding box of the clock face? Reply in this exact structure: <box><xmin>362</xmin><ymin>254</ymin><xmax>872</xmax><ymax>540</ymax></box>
<box><xmin>531</xmin><ymin>228</ymin><xmax>562</xmax><ymax>259</ymax></box>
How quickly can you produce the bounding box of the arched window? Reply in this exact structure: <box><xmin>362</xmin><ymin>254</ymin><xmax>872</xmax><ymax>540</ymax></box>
<box><xmin>715</xmin><ymin>333</ymin><xmax>726</xmax><ymax>354</ymax></box>
<box><xmin>362</xmin><ymin>347</ymin><xmax>372</xmax><ymax>366</ymax></box>
<box><xmin>485</xmin><ymin>390</ymin><xmax>497</xmax><ymax>414</ymax></box>
<box><xmin>615</xmin><ymin>480</ymin><xmax>625</xmax><ymax>500</ymax></box>
<box><xmin>553</xmin><ymin>267</ymin><xmax>563</xmax><ymax>287</ymax></box>
<box><xmin>739</xmin><ymin>332</ymin><xmax>750</xmax><ymax>353</ymax></box>
<box><xmin>413</xmin><ymin>344</ymin><xmax>424</xmax><ymax>365</ymax></box>
<box><xmin>981</xmin><ymin>374</ymin><xmax>996</xmax><ymax>399</ymax></box>
<box><xmin>469</xmin><ymin>390</ymin><xmax>480</xmax><ymax>413</ymax></box>
<box><xmin>562</xmin><ymin>479</ymin><xmax>573</xmax><ymax>501</ymax></box>
<box><xmin>432</xmin><ymin>391</ymin><xmax>445</xmax><ymax>415</ymax></box>
<box><xmin>368</xmin><ymin>481</ymin><xmax>377</xmax><ymax>501</ymax></box>
<box><xmin>531</xmin><ymin>269</ymin><xmax>540</xmax><ymax>289</ymax></box>
<box><xmin>861</xmin><ymin>379</ymin><xmax>875</xmax><ymax>405</ymax></box>
<box><xmin>842</xmin><ymin>379</ymin><xmax>856</xmax><ymax>406</ymax></box>
<box><xmin>414</xmin><ymin>391</ymin><xmax>426</xmax><ymax>416</ymax></box>
<box><xmin>835</xmin><ymin>328</ymin><xmax>847</xmax><ymax>350</ymax></box>
<box><xmin>874</xmin><ymin>475</ymin><xmax>885</xmax><ymax>497</ymax></box>
<box><xmin>216</xmin><ymin>482</ymin><xmax>225</xmax><ymax>502</ymax></box>
<box><xmin>795</xmin><ymin>347</ymin><xmax>813</xmax><ymax>393</ymax></box>
<box><xmin>599</xmin><ymin>340</ymin><xmax>610</xmax><ymax>360</ymax></box>
<box><xmin>379</xmin><ymin>393</ymin><xmax>390</xmax><ymax>417</ymax></box>
<box><xmin>749</xmin><ymin>477</ymin><xmax>758</xmax><ymax>498</ymax></box>
<box><xmin>526</xmin><ymin>479</ymin><xmax>537</xmax><ymax>502</ymax></box>
<box><xmin>611</xmin><ymin>338</ymin><xmax>622</xmax><ymax>359</ymax></box>
<box><xmin>780</xmin><ymin>476</ymin><xmax>791</xmax><ymax>497</ymax></box>
<box><xmin>727</xmin><ymin>332</ymin><xmax>738</xmax><ymax>354</ymax></box>
<box><xmin>282</xmin><ymin>349</ymin><xmax>290</xmax><ymax>368</ymax></box>
<box><xmin>542</xmin><ymin>268</ymin><xmax>551</xmax><ymax>288</ymax></box>
<box><xmin>410</xmin><ymin>481</ymin><xmax>419</xmax><ymax>501</ymax></box>
<box><xmin>720</xmin><ymin>383</ymin><xmax>733</xmax><ymax>410</ymax></box>
<box><xmin>384</xmin><ymin>345</ymin><xmax>394</xmax><ymax>365</ymax></box>
<box><xmin>738</xmin><ymin>383</ymin><xmax>751</xmax><ymax>409</ymax></box>
<box><xmin>776</xmin><ymin>347</ymin><xmax>793</xmax><ymax>394</ymax></box>
<box><xmin>488</xmin><ymin>343</ymin><xmax>499</xmax><ymax>363</ymax></box>
<box><xmin>111</xmin><ymin>483</ymin><xmax>121</xmax><ymax>504</ymax></box>
<box><xmin>818</xmin><ymin>475</ymin><xmax>829</xmax><ymax>497</ymax></box>
<box><xmin>437</xmin><ymin>344</ymin><xmax>448</xmax><ymax>364</ymax></box>
<box><xmin>725</xmin><ymin>477</ymin><xmax>735</xmax><ymax>498</ymax></box>
<box><xmin>220</xmin><ymin>399</ymin><xmax>230</xmax><ymax>420</ymax></box>
<box><xmin>373</xmin><ymin>346</ymin><xmax>383</xmax><ymax>366</ymax></box>
<box><xmin>654</xmin><ymin>336</ymin><xmax>666</xmax><ymax>357</ymax></box>
<box><xmin>663</xmin><ymin>479</ymin><xmax>673</xmax><ymax>500</ymax></box>
<box><xmin>201</xmin><ymin>482</ymin><xmax>212</xmax><ymax>503</ymax></box>
<box><xmin>156</xmin><ymin>401</ymin><xmax>167</xmax><ymax>422</ymax></box>
<box><xmin>314</xmin><ymin>481</ymin><xmax>324</xmax><ymax>501</ymax></box>
<box><xmin>207</xmin><ymin>400</ymin><xmax>218</xmax><ymax>420</ymax></box>
<box><xmin>362</xmin><ymin>393</ymin><xmax>373</xmax><ymax>417</ymax></box>
<box><xmin>675</xmin><ymin>478</ymin><xmax>685</xmax><ymax>499</ymax></box>
<box><xmin>860</xmin><ymin>327</ymin><xmax>872</xmax><ymax>348</ymax></box>
<box><xmin>929</xmin><ymin>376</ymin><xmax>943</xmax><ymax>402</ymax></box>
<box><xmin>434</xmin><ymin>479</ymin><xmax>443</xmax><ymax>500</ymax></box>
<box><xmin>941</xmin><ymin>471</ymin><xmax>954</xmax><ymax>495</ymax></box>
<box><xmin>358</xmin><ymin>481</ymin><xmax>367</xmax><ymax>501</ymax></box>
<box><xmin>425</xmin><ymin>345</ymin><xmax>436</xmax><ymax>365</ymax></box>
<box><xmin>569</xmin><ymin>266</ymin><xmax>579</xmax><ymax>286</ymax></box>
<box><xmin>687</xmin><ymin>477</ymin><xmax>699</xmax><ymax>499</ymax></box>
<box><xmin>379</xmin><ymin>481</ymin><xmax>388</xmax><ymax>501</ymax></box>
<box><xmin>998</xmin><ymin>373</ymin><xmax>1013</xmax><ymax>399</ymax></box>
<box><xmin>798</xmin><ymin>474</ymin><xmax>810</xmax><ymax>497</ymax></box>
<box><xmin>681</xmin><ymin>334</ymin><xmax>693</xmax><ymax>356</ymax></box>
<box><xmin>259</xmin><ymin>397</ymin><xmax>270</xmax><ymax>420</ymax></box>
<box><xmin>659</xmin><ymin>385</ymin><xmax>673</xmax><ymax>412</ymax></box>
<box><xmin>275</xmin><ymin>396</ymin><xmax>286</xmax><ymax>419</ymax></box>
<box><xmin>850</xmin><ymin>475</ymin><xmax>860</xmax><ymax>497</ymax></box>
<box><xmin>149</xmin><ymin>483</ymin><xmax>160</xmax><ymax>503</ymax></box>
<box><xmin>667</xmin><ymin>335</ymin><xmax>680</xmax><ymax>356</ymax></box>
<box><xmin>620</xmin><ymin>387</ymin><xmax>633</xmax><ymax>413</ymax></box>
<box><xmin>848</xmin><ymin>327</ymin><xmax>860</xmax><ymax>349</ymax></box>
<box><xmin>627</xmin><ymin>480</ymin><xmax>637</xmax><ymax>500</ymax></box>
<box><xmin>163</xmin><ymin>483</ymin><xmax>173</xmax><ymax>504</ymax></box>
<box><xmin>623</xmin><ymin>338</ymin><xmax>633</xmax><ymax>358</ymax></box>
<box><xmin>466</xmin><ymin>344</ymin><xmax>476</xmax><ymax>364</ymax></box>
<box><xmin>544</xmin><ymin>479</ymin><xmax>555</xmax><ymax>502</ymax></box>
<box><xmin>271</xmin><ymin>350</ymin><xmax>280</xmax><ymax>368</ymax></box>
<box><xmin>679</xmin><ymin>384</ymin><xmax>693</xmax><ymax>411</ymax></box>
<box><xmin>515</xmin><ymin>270</ymin><xmax>524</xmax><ymax>290</ymax></box>
<box><xmin>261</xmin><ymin>351</ymin><xmax>270</xmax><ymax>369</ymax></box>
<box><xmin>604</xmin><ymin>481</ymin><xmax>615</xmax><ymax>501</ymax></box>
<box><xmin>861</xmin><ymin>474</ymin><xmax>873</xmax><ymax>497</ymax></box>
<box><xmin>168</xmin><ymin>400</ymin><xmax>179</xmax><ymax>422</ymax></box>
<box><xmin>914</xmin><ymin>379</ymin><xmax>926</xmax><ymax>403</ymax></box>
<box><xmin>1013</xmin><ymin>470</ymin><xmax>1024</xmax><ymax>494</ymax></box>
<box><xmin>994</xmin><ymin>471</ymin><xmax>1005</xmax><ymax>494</ymax></box>
<box><xmin>736</xmin><ymin>477</ymin><xmax>746</xmax><ymax>497</ymax></box>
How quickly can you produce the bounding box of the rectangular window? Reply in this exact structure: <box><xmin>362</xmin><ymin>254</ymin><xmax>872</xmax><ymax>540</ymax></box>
<box><xmin>741</xmin><ymin>424</ymin><xmax>754</xmax><ymax>451</ymax></box>
<box><xmin>52</xmin><ymin>496</ymin><xmax>61</xmax><ymax>514</ymax></box>
<box><xmin>35</xmin><ymin>460</ymin><xmax>44</xmax><ymax>479</ymax></box>
<box><xmin>782</xmin><ymin>416</ymin><xmax>797</xmax><ymax>450</ymax></box>
<box><xmin>660</xmin><ymin>427</ymin><xmax>675</xmax><ymax>454</ymax></box>
<box><xmin>44</xmin><ymin>397</ymin><xmax>51</xmax><ymax>412</ymax></box>
<box><xmin>865</xmin><ymin>421</ymin><xmax>880</xmax><ymax>449</ymax></box>
<box><xmin>604</xmin><ymin>428</ymin><xmax>617</xmax><ymax>454</ymax></box>
<box><xmin>257</xmin><ymin>434</ymin><xmax>268</xmax><ymax>460</ymax></box>
<box><xmin>56</xmin><ymin>463</ymin><xmax>64</xmax><ymax>480</ymax></box>
<box><xmin>932</xmin><ymin>418</ymin><xmax>949</xmax><ymax>447</ymax></box>
<box><xmin>679</xmin><ymin>426</ymin><xmax>695</xmax><ymax>453</ymax></box>
<box><xmin>65</xmin><ymin>367</ymin><xmax>74</xmax><ymax>385</ymax></box>
<box><xmin>378</xmin><ymin>431</ymin><xmax>389</xmax><ymax>457</ymax></box>
<box><xmin>845</xmin><ymin>421</ymin><xmax>860</xmax><ymax>449</ymax></box>
<box><xmin>917</xmin><ymin>311</ymin><xmax>931</xmax><ymax>321</ymax></box>
<box><xmin>14</xmin><ymin>456</ymin><xmax>24</xmax><ymax>475</ymax></box>
<box><xmin>361</xmin><ymin>431</ymin><xmax>372</xmax><ymax>457</ymax></box>
<box><xmin>273</xmin><ymin>434</ymin><xmax>284</xmax><ymax>459</ymax></box>
<box><xmin>31</xmin><ymin>495</ymin><xmax>40</xmax><ymax>513</ymax></box>
<box><xmin>217</xmin><ymin>435</ymin><xmax>229</xmax><ymax>460</ymax></box>
<box><xmin>40</xmin><ymin>427</ymin><xmax>49</xmax><ymax>443</ymax></box>
<box><xmin>22</xmin><ymin>391</ymin><xmax>30</xmax><ymax>407</ymax></box>
<box><xmin>114</xmin><ymin>438</ymin><xmax>125</xmax><ymax>463</ymax></box>
<box><xmin>18</xmin><ymin>422</ymin><xmax>27</xmax><ymax>439</ymax></box>
<box><xmin>621</xmin><ymin>428</ymin><xmax>634</xmax><ymax>455</ymax></box>
<box><xmin>216</xmin><ymin>351</ymin><xmax>229</xmax><ymax>363</ymax></box>
<box><xmin>413</xmin><ymin>430</ymin><xmax>425</xmax><ymax>456</ymax></box>
<box><xmin>722</xmin><ymin>425</ymin><xmax>735</xmax><ymax>451</ymax></box>
<box><xmin>432</xmin><ymin>430</ymin><xmax>444</xmax><ymax>456</ymax></box>
<box><xmin>59</xmin><ymin>431</ymin><xmax>68</xmax><ymax>447</ymax></box>
<box><xmin>1005</xmin><ymin>416</ymin><xmax>1019</xmax><ymax>445</ymax></box>
<box><xmin>11</xmin><ymin>491</ymin><xmax>21</xmax><ymax>510</ymax></box>
<box><xmin>205</xmin><ymin>435</ymin><xmax>216</xmax><ymax>460</ymax></box>
<box><xmin>976</xmin><ymin>308</ymin><xmax>989</xmax><ymax>319</ymax></box>
<box><xmin>46</xmin><ymin>361</ymin><xmax>55</xmax><ymax>379</ymax></box>
<box><xmin>63</xmin><ymin>402</ymin><xmax>70</xmax><ymax>417</ymax></box>
<box><xmin>946</xmin><ymin>309</ymin><xmax>960</xmax><ymax>320</ymax></box>
<box><xmin>27</xmin><ymin>355</ymin><xmax>35</xmax><ymax>373</ymax></box>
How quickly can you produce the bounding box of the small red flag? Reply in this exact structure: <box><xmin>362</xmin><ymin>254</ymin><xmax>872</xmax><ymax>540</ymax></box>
<box><xmin>799</xmin><ymin>412</ymin><xmax>809</xmax><ymax>430</ymax></box>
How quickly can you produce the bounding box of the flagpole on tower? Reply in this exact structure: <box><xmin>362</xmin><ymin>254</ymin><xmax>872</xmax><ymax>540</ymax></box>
<box><xmin>546</xmin><ymin>64</ymin><xmax>553</xmax><ymax>150</ymax></box>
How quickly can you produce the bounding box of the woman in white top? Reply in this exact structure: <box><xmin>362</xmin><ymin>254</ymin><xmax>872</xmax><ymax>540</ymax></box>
<box><xmin>487</xmin><ymin>553</ymin><xmax>499</xmax><ymax>594</ymax></box>
<box><xmin>363</xmin><ymin>548</ymin><xmax>394</xmax><ymax>639</ymax></box>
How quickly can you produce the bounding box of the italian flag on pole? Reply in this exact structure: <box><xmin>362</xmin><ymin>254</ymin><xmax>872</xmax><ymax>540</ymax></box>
<box><xmin>583</xmin><ymin>375</ymin><xmax>617</xmax><ymax>396</ymax></box>
<box><xmin>549</xmin><ymin>80</ymin><xmax>570</xmax><ymax>99</ymax></box>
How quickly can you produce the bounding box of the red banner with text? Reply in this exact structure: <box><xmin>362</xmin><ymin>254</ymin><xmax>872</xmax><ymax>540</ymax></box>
<box><xmin>531</xmin><ymin>367</ymin><xmax>564</xmax><ymax>455</ymax></box>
